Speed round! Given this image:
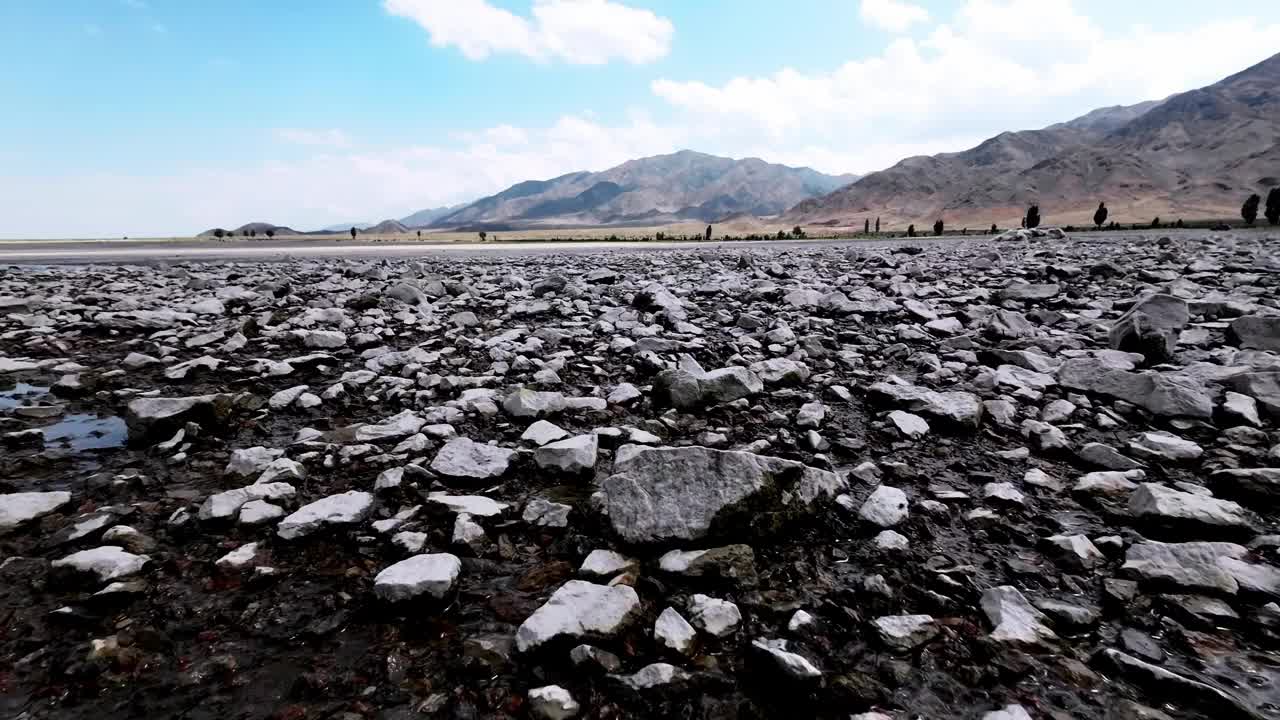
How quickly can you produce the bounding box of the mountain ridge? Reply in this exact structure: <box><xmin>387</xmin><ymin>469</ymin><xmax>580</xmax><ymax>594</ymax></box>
<box><xmin>421</xmin><ymin>150</ymin><xmax>859</xmax><ymax>229</ymax></box>
<box><xmin>789</xmin><ymin>52</ymin><xmax>1280</xmax><ymax>227</ymax></box>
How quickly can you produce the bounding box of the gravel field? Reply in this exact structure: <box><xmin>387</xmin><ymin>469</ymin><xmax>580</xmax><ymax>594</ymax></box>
<box><xmin>2</xmin><ymin>228</ymin><xmax>1280</xmax><ymax>720</ymax></box>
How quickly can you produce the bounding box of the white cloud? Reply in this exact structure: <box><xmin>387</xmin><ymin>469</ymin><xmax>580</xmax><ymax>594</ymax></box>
<box><xmin>383</xmin><ymin>0</ymin><xmax>673</xmax><ymax>64</ymax></box>
<box><xmin>860</xmin><ymin>0</ymin><xmax>929</xmax><ymax>32</ymax></box>
<box><xmin>274</xmin><ymin>128</ymin><xmax>353</xmax><ymax>149</ymax></box>
<box><xmin>654</xmin><ymin>0</ymin><xmax>1280</xmax><ymax>173</ymax></box>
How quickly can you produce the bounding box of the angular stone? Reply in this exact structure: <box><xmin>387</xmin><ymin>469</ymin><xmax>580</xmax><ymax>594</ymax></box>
<box><xmin>0</xmin><ymin>491</ymin><xmax>72</xmax><ymax>533</ymax></box>
<box><xmin>430</xmin><ymin>437</ymin><xmax>516</xmax><ymax>481</ymax></box>
<box><xmin>859</xmin><ymin>486</ymin><xmax>909</xmax><ymax>528</ymax></box>
<box><xmin>872</xmin><ymin>614</ymin><xmax>939</xmax><ymax>651</ymax></box>
<box><xmin>654</xmin><ymin>607</ymin><xmax>697</xmax><ymax>655</ymax></box>
<box><xmin>374</xmin><ymin>553</ymin><xmax>461</xmax><ymax>601</ymax></box>
<box><xmin>1121</xmin><ymin>541</ymin><xmax>1248</xmax><ymax>594</ymax></box>
<box><xmin>688</xmin><ymin>594</ymin><xmax>742</xmax><ymax>637</ymax></box>
<box><xmin>981</xmin><ymin>585</ymin><xmax>1056</xmax><ymax>644</ymax></box>
<box><xmin>1128</xmin><ymin>483</ymin><xmax>1248</xmax><ymax>531</ymax></box>
<box><xmin>534</xmin><ymin>434</ymin><xmax>598</xmax><ymax>473</ymax></box>
<box><xmin>52</xmin><ymin>546</ymin><xmax>149</xmax><ymax>583</ymax></box>
<box><xmin>277</xmin><ymin>491</ymin><xmax>374</xmax><ymax>540</ymax></box>
<box><xmin>751</xmin><ymin>638</ymin><xmax>822</xmax><ymax>678</ymax></box>
<box><xmin>516</xmin><ymin>581</ymin><xmax>640</xmax><ymax>652</ymax></box>
<box><xmin>599</xmin><ymin>446</ymin><xmax>838</xmax><ymax>544</ymax></box>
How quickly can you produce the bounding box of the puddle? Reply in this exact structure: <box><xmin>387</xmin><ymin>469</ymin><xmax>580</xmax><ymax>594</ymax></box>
<box><xmin>41</xmin><ymin>414</ymin><xmax>128</xmax><ymax>451</ymax></box>
<box><xmin>0</xmin><ymin>383</ymin><xmax>51</xmax><ymax>410</ymax></box>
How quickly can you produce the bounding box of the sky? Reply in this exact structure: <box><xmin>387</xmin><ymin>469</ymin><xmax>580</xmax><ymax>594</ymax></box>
<box><xmin>1</xmin><ymin>0</ymin><xmax>1278</xmax><ymax>238</ymax></box>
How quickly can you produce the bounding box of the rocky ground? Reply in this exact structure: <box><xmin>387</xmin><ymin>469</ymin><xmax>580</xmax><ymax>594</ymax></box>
<box><xmin>2</xmin><ymin>229</ymin><xmax>1280</xmax><ymax>720</ymax></box>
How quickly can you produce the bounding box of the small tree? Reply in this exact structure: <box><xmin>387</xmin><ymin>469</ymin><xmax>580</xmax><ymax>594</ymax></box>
<box><xmin>1093</xmin><ymin>202</ymin><xmax>1108</xmax><ymax>229</ymax></box>
<box><xmin>1026</xmin><ymin>204</ymin><xmax>1041</xmax><ymax>229</ymax></box>
<box><xmin>1266</xmin><ymin>188</ymin><xmax>1280</xmax><ymax>225</ymax></box>
<box><xmin>416</xmin><ymin>230</ymin><xmax>422</xmax><ymax>238</ymax></box>
<box><xmin>479</xmin><ymin>231</ymin><xmax>488</xmax><ymax>242</ymax></box>
<box><xmin>875</xmin><ymin>217</ymin><xmax>880</xmax><ymax>234</ymax></box>
<box><xmin>213</xmin><ymin>228</ymin><xmax>225</xmax><ymax>239</ymax></box>
<box><xmin>350</xmin><ymin>226</ymin><xmax>357</xmax><ymax>240</ymax></box>
<box><xmin>705</xmin><ymin>225</ymin><xmax>712</xmax><ymax>242</ymax></box>
<box><xmin>1176</xmin><ymin>219</ymin><xmax>1184</xmax><ymax>229</ymax></box>
<box><xmin>1242</xmin><ymin>194</ymin><xmax>1261</xmax><ymax>226</ymax></box>
<box><xmin>776</xmin><ymin>229</ymin><xmax>786</xmax><ymax>240</ymax></box>
<box><xmin>249</xmin><ymin>229</ymin><xmax>257</xmax><ymax>237</ymax></box>
<box><xmin>907</xmin><ymin>224</ymin><xmax>916</xmax><ymax>238</ymax></box>
<box><xmin>792</xmin><ymin>226</ymin><xmax>804</xmax><ymax>239</ymax></box>
<box><xmin>1151</xmin><ymin>217</ymin><xmax>1161</xmax><ymax>229</ymax></box>
<box><xmin>864</xmin><ymin>218</ymin><xmax>870</xmax><ymax>234</ymax></box>
<box><xmin>265</xmin><ymin>229</ymin><xmax>275</xmax><ymax>238</ymax></box>
<box><xmin>990</xmin><ymin>223</ymin><xmax>997</xmax><ymax>234</ymax></box>
<box><xmin>933</xmin><ymin>218</ymin><xmax>944</xmax><ymax>236</ymax></box>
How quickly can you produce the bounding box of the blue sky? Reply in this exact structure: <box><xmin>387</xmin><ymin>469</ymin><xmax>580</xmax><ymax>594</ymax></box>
<box><xmin>1</xmin><ymin>0</ymin><xmax>1277</xmax><ymax>237</ymax></box>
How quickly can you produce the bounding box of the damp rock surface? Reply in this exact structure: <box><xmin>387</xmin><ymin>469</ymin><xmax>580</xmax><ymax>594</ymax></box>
<box><xmin>2</xmin><ymin>232</ymin><xmax>1280</xmax><ymax>719</ymax></box>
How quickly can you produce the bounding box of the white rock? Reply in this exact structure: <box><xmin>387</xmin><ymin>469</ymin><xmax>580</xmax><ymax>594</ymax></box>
<box><xmin>873</xmin><ymin>614</ymin><xmax>940</xmax><ymax>651</ymax></box>
<box><xmin>269</xmin><ymin>385</ymin><xmax>309</xmax><ymax>410</ymax></box>
<box><xmin>257</xmin><ymin>458</ymin><xmax>305</xmax><ymax>484</ymax></box>
<box><xmin>430</xmin><ymin>437</ymin><xmax>516</xmax><ymax>480</ymax></box>
<box><xmin>523</xmin><ymin>497</ymin><xmax>572</xmax><ymax>528</ymax></box>
<box><xmin>215</xmin><ymin>542</ymin><xmax>260</xmax><ymax>570</ymax></box>
<box><xmin>859</xmin><ymin>486</ymin><xmax>909</xmax><ymax>528</ymax></box>
<box><xmin>688</xmin><ymin>594</ymin><xmax>741</xmax><ymax>637</ymax></box>
<box><xmin>788</xmin><ymin>609</ymin><xmax>817</xmax><ymax>632</ymax></box>
<box><xmin>521</xmin><ymin>420</ymin><xmax>569</xmax><ymax>446</ymax></box>
<box><xmin>277</xmin><ymin>490</ymin><xmax>374</xmax><ymax>540</ymax></box>
<box><xmin>981</xmin><ymin>586</ymin><xmax>1056</xmax><ymax>644</ymax></box>
<box><xmin>374</xmin><ymin>553</ymin><xmax>461</xmax><ymax>601</ymax></box>
<box><xmin>534</xmin><ymin>434</ymin><xmax>599</xmax><ymax>473</ymax></box>
<box><xmin>888</xmin><ymin>410</ymin><xmax>930</xmax><ymax>438</ymax></box>
<box><xmin>199</xmin><ymin>482</ymin><xmax>296</xmax><ymax>521</ymax></box>
<box><xmin>225</xmin><ymin>447</ymin><xmax>284</xmax><ymax>477</ymax></box>
<box><xmin>983</xmin><ymin>705</ymin><xmax>1034</xmax><ymax>720</ymax></box>
<box><xmin>751</xmin><ymin>638</ymin><xmax>822</xmax><ymax>678</ymax></box>
<box><xmin>874</xmin><ymin>530</ymin><xmax>910</xmax><ymax>550</ymax></box>
<box><xmin>238</xmin><ymin>500</ymin><xmax>284</xmax><ymax>525</ymax></box>
<box><xmin>515</xmin><ymin>581</ymin><xmax>640</xmax><ymax>652</ymax></box>
<box><xmin>393</xmin><ymin>531</ymin><xmax>429</xmax><ymax>554</ymax></box>
<box><xmin>528</xmin><ymin>685</ymin><xmax>580</xmax><ymax>720</ymax></box>
<box><xmin>1128</xmin><ymin>431</ymin><xmax>1203</xmax><ymax>463</ymax></box>
<box><xmin>0</xmin><ymin>491</ymin><xmax>72</xmax><ymax>533</ymax></box>
<box><xmin>580</xmin><ymin>549</ymin><xmax>637</xmax><ymax>578</ymax></box>
<box><xmin>610</xmin><ymin>663</ymin><xmax>689</xmax><ymax>690</ymax></box>
<box><xmin>427</xmin><ymin>492</ymin><xmax>509</xmax><ymax>517</ymax></box>
<box><xmin>52</xmin><ymin>546</ymin><xmax>149</xmax><ymax>582</ymax></box>
<box><xmin>452</xmin><ymin>513</ymin><xmax>487</xmax><ymax>549</ymax></box>
<box><xmin>654</xmin><ymin>607</ymin><xmax>697</xmax><ymax>655</ymax></box>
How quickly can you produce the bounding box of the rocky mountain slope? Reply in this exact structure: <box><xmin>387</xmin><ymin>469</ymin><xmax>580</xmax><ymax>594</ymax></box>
<box><xmin>400</xmin><ymin>204</ymin><xmax>467</xmax><ymax>228</ymax></box>
<box><xmin>424</xmin><ymin>150</ymin><xmax>858</xmax><ymax>229</ymax></box>
<box><xmin>791</xmin><ymin>52</ymin><xmax>1280</xmax><ymax>228</ymax></box>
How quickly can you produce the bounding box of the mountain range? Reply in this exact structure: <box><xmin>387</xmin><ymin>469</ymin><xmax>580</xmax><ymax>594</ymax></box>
<box><xmin>789</xmin><ymin>51</ymin><xmax>1280</xmax><ymax>227</ymax></box>
<box><xmin>416</xmin><ymin>151</ymin><xmax>858</xmax><ymax>229</ymax></box>
<box><xmin>207</xmin><ymin>52</ymin><xmax>1278</xmax><ymax>236</ymax></box>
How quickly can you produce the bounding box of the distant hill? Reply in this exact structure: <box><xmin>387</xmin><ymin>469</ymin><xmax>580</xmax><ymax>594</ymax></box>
<box><xmin>363</xmin><ymin>219</ymin><xmax>410</xmax><ymax>234</ymax></box>
<box><xmin>789</xmin><ymin>51</ymin><xmax>1280</xmax><ymax>227</ymax></box>
<box><xmin>424</xmin><ymin>150</ymin><xmax>859</xmax><ymax>229</ymax></box>
<box><xmin>197</xmin><ymin>222</ymin><xmax>298</xmax><ymax>237</ymax></box>
<box><xmin>400</xmin><ymin>204</ymin><xmax>467</xmax><ymax>228</ymax></box>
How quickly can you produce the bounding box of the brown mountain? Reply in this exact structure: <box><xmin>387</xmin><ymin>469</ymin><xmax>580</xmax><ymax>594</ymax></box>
<box><xmin>790</xmin><ymin>52</ymin><xmax>1280</xmax><ymax>228</ymax></box>
<box><xmin>425</xmin><ymin>150</ymin><xmax>859</xmax><ymax>229</ymax></box>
